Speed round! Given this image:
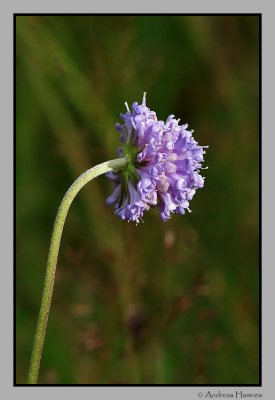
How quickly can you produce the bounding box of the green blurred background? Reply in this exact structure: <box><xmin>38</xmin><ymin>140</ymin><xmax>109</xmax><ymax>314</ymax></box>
<box><xmin>16</xmin><ymin>15</ymin><xmax>259</xmax><ymax>384</ymax></box>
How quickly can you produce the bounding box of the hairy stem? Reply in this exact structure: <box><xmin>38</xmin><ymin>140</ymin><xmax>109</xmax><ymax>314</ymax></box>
<box><xmin>27</xmin><ymin>157</ymin><xmax>128</xmax><ymax>384</ymax></box>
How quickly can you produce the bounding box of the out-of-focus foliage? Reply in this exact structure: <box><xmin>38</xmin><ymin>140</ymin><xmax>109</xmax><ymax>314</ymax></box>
<box><xmin>16</xmin><ymin>15</ymin><xmax>259</xmax><ymax>384</ymax></box>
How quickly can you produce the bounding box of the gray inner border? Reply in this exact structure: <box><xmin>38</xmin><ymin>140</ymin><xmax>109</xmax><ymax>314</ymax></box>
<box><xmin>4</xmin><ymin>0</ymin><xmax>273</xmax><ymax>399</ymax></box>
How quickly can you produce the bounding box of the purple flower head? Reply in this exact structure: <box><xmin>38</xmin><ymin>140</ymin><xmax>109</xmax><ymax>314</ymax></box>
<box><xmin>106</xmin><ymin>93</ymin><xmax>208</xmax><ymax>223</ymax></box>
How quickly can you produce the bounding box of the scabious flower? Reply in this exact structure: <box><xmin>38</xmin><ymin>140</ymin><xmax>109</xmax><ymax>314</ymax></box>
<box><xmin>106</xmin><ymin>93</ymin><xmax>208</xmax><ymax>223</ymax></box>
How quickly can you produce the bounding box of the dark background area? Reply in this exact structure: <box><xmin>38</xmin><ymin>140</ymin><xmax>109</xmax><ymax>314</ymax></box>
<box><xmin>16</xmin><ymin>15</ymin><xmax>260</xmax><ymax>384</ymax></box>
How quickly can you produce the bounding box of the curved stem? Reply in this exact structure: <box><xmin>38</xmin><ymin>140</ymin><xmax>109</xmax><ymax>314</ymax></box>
<box><xmin>27</xmin><ymin>157</ymin><xmax>128</xmax><ymax>384</ymax></box>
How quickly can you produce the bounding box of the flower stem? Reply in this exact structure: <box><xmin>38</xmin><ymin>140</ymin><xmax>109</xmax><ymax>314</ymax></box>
<box><xmin>27</xmin><ymin>157</ymin><xmax>128</xmax><ymax>384</ymax></box>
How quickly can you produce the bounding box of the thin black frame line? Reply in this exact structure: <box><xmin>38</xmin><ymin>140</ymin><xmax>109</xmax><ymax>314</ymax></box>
<box><xmin>14</xmin><ymin>13</ymin><xmax>262</xmax><ymax>387</ymax></box>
